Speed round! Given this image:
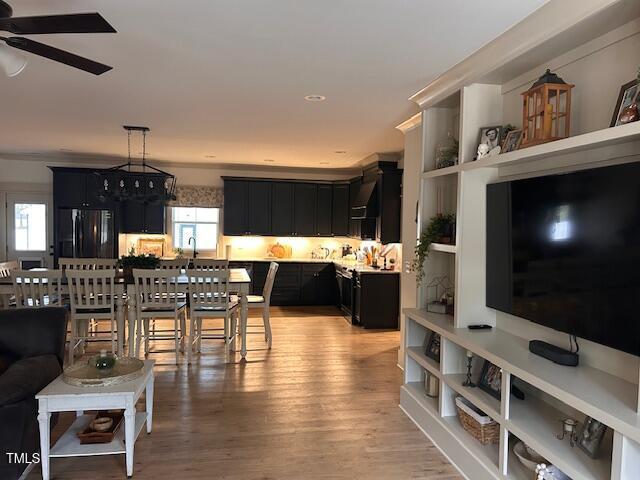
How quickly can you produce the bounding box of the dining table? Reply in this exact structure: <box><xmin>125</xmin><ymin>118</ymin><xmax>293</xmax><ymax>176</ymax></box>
<box><xmin>0</xmin><ymin>268</ymin><xmax>253</xmax><ymax>358</ymax></box>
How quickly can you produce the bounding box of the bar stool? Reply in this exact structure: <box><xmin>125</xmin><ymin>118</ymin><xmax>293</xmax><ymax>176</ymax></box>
<box><xmin>186</xmin><ymin>264</ymin><xmax>239</xmax><ymax>363</ymax></box>
<box><xmin>246</xmin><ymin>262</ymin><xmax>278</xmax><ymax>348</ymax></box>
<box><xmin>66</xmin><ymin>269</ymin><xmax>117</xmax><ymax>366</ymax></box>
<box><xmin>12</xmin><ymin>269</ymin><xmax>63</xmax><ymax>308</ymax></box>
<box><xmin>133</xmin><ymin>268</ymin><xmax>187</xmax><ymax>364</ymax></box>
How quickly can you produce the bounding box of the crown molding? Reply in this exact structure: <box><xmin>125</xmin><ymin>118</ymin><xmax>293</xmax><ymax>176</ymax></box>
<box><xmin>395</xmin><ymin>113</ymin><xmax>422</xmax><ymax>133</ymax></box>
<box><xmin>408</xmin><ymin>0</ymin><xmax>637</xmax><ymax>109</ymax></box>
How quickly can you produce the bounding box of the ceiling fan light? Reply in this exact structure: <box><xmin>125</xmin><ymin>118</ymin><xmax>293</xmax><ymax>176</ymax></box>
<box><xmin>0</xmin><ymin>44</ymin><xmax>27</xmax><ymax>77</ymax></box>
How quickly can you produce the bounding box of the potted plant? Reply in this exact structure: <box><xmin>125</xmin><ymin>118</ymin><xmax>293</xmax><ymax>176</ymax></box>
<box><xmin>435</xmin><ymin>134</ymin><xmax>459</xmax><ymax>169</ymax></box>
<box><xmin>117</xmin><ymin>249</ymin><xmax>161</xmax><ymax>281</ymax></box>
<box><xmin>411</xmin><ymin>213</ymin><xmax>455</xmax><ymax>285</ymax></box>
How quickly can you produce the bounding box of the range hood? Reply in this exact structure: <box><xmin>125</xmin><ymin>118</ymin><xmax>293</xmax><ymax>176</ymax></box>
<box><xmin>351</xmin><ymin>180</ymin><xmax>378</xmax><ymax>219</ymax></box>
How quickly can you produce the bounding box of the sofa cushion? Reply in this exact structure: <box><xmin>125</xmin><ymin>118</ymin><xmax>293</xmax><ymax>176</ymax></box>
<box><xmin>0</xmin><ymin>353</ymin><xmax>15</xmax><ymax>376</ymax></box>
<box><xmin>0</xmin><ymin>355</ymin><xmax>62</xmax><ymax>407</ymax></box>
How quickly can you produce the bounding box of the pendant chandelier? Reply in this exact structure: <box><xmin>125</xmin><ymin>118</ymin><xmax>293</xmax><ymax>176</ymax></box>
<box><xmin>97</xmin><ymin>126</ymin><xmax>177</xmax><ymax>204</ymax></box>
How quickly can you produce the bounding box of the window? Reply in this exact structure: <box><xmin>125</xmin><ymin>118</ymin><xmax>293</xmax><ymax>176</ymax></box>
<box><xmin>14</xmin><ymin>203</ymin><xmax>46</xmax><ymax>251</ymax></box>
<box><xmin>172</xmin><ymin>207</ymin><xmax>220</xmax><ymax>251</ymax></box>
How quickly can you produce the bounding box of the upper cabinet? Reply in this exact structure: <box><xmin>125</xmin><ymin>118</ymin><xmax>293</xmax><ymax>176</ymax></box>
<box><xmin>223</xmin><ymin>179</ymin><xmax>249</xmax><ymax>235</ymax></box>
<box><xmin>315</xmin><ymin>184</ymin><xmax>333</xmax><ymax>236</ymax></box>
<box><xmin>293</xmin><ymin>183</ymin><xmax>317</xmax><ymax>236</ymax></box>
<box><xmin>222</xmin><ymin>164</ymin><xmax>402</xmax><ymax>242</ymax></box>
<box><xmin>271</xmin><ymin>182</ymin><xmax>295</xmax><ymax>236</ymax></box>
<box><xmin>248</xmin><ymin>181</ymin><xmax>272</xmax><ymax>235</ymax></box>
<box><xmin>52</xmin><ymin>169</ymin><xmax>113</xmax><ymax>209</ymax></box>
<box><xmin>331</xmin><ymin>183</ymin><xmax>350</xmax><ymax>237</ymax></box>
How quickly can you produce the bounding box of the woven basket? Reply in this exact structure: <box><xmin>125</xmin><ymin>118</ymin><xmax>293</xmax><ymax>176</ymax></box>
<box><xmin>455</xmin><ymin>396</ymin><xmax>500</xmax><ymax>445</ymax></box>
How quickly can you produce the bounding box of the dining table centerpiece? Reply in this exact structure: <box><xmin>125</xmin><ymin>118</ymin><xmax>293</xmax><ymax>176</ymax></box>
<box><xmin>117</xmin><ymin>250</ymin><xmax>161</xmax><ymax>282</ymax></box>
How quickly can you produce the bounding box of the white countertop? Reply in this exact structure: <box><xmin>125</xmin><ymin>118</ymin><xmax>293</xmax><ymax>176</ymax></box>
<box><xmin>229</xmin><ymin>257</ymin><xmax>400</xmax><ymax>274</ymax></box>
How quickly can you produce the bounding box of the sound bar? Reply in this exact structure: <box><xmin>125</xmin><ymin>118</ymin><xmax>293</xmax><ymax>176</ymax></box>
<box><xmin>529</xmin><ymin>340</ymin><xmax>579</xmax><ymax>367</ymax></box>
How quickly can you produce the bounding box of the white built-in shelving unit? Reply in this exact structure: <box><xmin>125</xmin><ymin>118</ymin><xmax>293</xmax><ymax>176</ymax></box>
<box><xmin>397</xmin><ymin>0</ymin><xmax>640</xmax><ymax>478</ymax></box>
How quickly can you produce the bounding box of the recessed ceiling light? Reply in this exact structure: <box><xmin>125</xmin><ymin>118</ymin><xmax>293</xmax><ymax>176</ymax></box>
<box><xmin>204</xmin><ymin>155</ymin><xmax>216</xmax><ymax>159</ymax></box>
<box><xmin>59</xmin><ymin>148</ymin><xmax>74</xmax><ymax>152</ymax></box>
<box><xmin>304</xmin><ymin>95</ymin><xmax>326</xmax><ymax>102</ymax></box>
<box><xmin>334</xmin><ymin>150</ymin><xmax>347</xmax><ymax>154</ymax></box>
<box><xmin>319</xmin><ymin>162</ymin><xmax>330</xmax><ymax>165</ymax></box>
<box><xmin>264</xmin><ymin>159</ymin><xmax>276</xmax><ymax>163</ymax></box>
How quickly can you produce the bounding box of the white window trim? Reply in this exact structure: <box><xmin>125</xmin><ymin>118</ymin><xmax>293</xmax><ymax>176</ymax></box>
<box><xmin>168</xmin><ymin>207</ymin><xmax>221</xmax><ymax>257</ymax></box>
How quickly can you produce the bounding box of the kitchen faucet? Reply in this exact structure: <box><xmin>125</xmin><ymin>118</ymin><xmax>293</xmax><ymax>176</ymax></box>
<box><xmin>188</xmin><ymin>236</ymin><xmax>198</xmax><ymax>259</ymax></box>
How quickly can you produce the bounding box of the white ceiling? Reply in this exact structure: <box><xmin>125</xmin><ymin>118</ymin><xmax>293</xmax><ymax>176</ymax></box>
<box><xmin>0</xmin><ymin>0</ymin><xmax>548</xmax><ymax>169</ymax></box>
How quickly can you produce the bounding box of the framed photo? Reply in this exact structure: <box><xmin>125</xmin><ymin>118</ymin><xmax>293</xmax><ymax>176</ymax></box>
<box><xmin>502</xmin><ymin>129</ymin><xmax>523</xmax><ymax>153</ymax></box>
<box><xmin>477</xmin><ymin>360</ymin><xmax>502</xmax><ymax>400</ymax></box>
<box><xmin>137</xmin><ymin>237</ymin><xmax>165</xmax><ymax>257</ymax></box>
<box><xmin>477</xmin><ymin>126</ymin><xmax>503</xmax><ymax>151</ymax></box>
<box><xmin>577</xmin><ymin>417</ymin><xmax>608</xmax><ymax>459</ymax></box>
<box><xmin>424</xmin><ymin>332</ymin><xmax>441</xmax><ymax>362</ymax></box>
<box><xmin>611</xmin><ymin>79</ymin><xmax>639</xmax><ymax>127</ymax></box>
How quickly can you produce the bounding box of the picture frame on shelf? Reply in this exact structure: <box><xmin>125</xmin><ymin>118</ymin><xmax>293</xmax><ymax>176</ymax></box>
<box><xmin>137</xmin><ymin>237</ymin><xmax>165</xmax><ymax>257</ymax></box>
<box><xmin>475</xmin><ymin>126</ymin><xmax>503</xmax><ymax>160</ymax></box>
<box><xmin>610</xmin><ymin>79</ymin><xmax>639</xmax><ymax>127</ymax></box>
<box><xmin>424</xmin><ymin>332</ymin><xmax>441</xmax><ymax>363</ymax></box>
<box><xmin>577</xmin><ymin>416</ymin><xmax>608</xmax><ymax>459</ymax></box>
<box><xmin>502</xmin><ymin>129</ymin><xmax>523</xmax><ymax>153</ymax></box>
<box><xmin>477</xmin><ymin>360</ymin><xmax>501</xmax><ymax>400</ymax></box>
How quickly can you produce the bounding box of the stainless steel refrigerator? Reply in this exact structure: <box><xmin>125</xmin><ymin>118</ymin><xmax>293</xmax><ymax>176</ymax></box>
<box><xmin>56</xmin><ymin>208</ymin><xmax>116</xmax><ymax>261</ymax></box>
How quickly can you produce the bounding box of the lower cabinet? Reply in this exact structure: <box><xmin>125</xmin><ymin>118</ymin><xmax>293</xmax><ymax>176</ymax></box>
<box><xmin>243</xmin><ymin>262</ymin><xmax>336</xmax><ymax>306</ymax></box>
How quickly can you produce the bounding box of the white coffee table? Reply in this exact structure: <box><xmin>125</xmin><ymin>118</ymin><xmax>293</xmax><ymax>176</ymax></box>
<box><xmin>36</xmin><ymin>360</ymin><xmax>155</xmax><ymax>479</ymax></box>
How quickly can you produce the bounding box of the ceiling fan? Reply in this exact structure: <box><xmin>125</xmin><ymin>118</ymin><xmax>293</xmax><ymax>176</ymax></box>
<box><xmin>0</xmin><ymin>0</ymin><xmax>116</xmax><ymax>76</ymax></box>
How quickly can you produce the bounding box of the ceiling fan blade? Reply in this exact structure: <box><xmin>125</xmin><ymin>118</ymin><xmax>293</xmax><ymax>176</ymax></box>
<box><xmin>0</xmin><ymin>13</ymin><xmax>116</xmax><ymax>35</ymax></box>
<box><xmin>5</xmin><ymin>37</ymin><xmax>112</xmax><ymax>75</ymax></box>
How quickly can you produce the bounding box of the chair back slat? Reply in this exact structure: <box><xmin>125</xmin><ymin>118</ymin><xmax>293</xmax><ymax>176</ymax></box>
<box><xmin>67</xmin><ymin>269</ymin><xmax>116</xmax><ymax>313</ymax></box>
<box><xmin>133</xmin><ymin>268</ymin><xmax>181</xmax><ymax>310</ymax></box>
<box><xmin>159</xmin><ymin>259</ymin><xmax>189</xmax><ymax>271</ymax></box>
<box><xmin>187</xmin><ymin>266</ymin><xmax>232</xmax><ymax>310</ymax></box>
<box><xmin>192</xmin><ymin>259</ymin><xmax>229</xmax><ymax>272</ymax></box>
<box><xmin>262</xmin><ymin>262</ymin><xmax>279</xmax><ymax>302</ymax></box>
<box><xmin>12</xmin><ymin>269</ymin><xmax>63</xmax><ymax>307</ymax></box>
<box><xmin>0</xmin><ymin>261</ymin><xmax>18</xmax><ymax>278</ymax></box>
<box><xmin>59</xmin><ymin>258</ymin><xmax>117</xmax><ymax>271</ymax></box>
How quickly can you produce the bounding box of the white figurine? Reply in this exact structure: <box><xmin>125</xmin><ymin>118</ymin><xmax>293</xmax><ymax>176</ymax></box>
<box><xmin>488</xmin><ymin>145</ymin><xmax>501</xmax><ymax>156</ymax></box>
<box><xmin>477</xmin><ymin>143</ymin><xmax>490</xmax><ymax>159</ymax></box>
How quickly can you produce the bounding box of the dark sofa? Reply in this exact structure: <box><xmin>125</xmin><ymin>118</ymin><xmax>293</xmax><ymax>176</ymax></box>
<box><xmin>0</xmin><ymin>307</ymin><xmax>67</xmax><ymax>480</ymax></box>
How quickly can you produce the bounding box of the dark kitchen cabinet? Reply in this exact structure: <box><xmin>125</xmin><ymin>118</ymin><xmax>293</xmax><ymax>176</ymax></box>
<box><xmin>248</xmin><ymin>181</ymin><xmax>272</xmax><ymax>235</ymax></box>
<box><xmin>223</xmin><ymin>180</ymin><xmax>249</xmax><ymax>235</ymax></box>
<box><xmin>316</xmin><ymin>184</ymin><xmax>333</xmax><ymax>236</ymax></box>
<box><xmin>271</xmin><ymin>182</ymin><xmax>294</xmax><ymax>236</ymax></box>
<box><xmin>353</xmin><ymin>272</ymin><xmax>399</xmax><ymax>329</ymax></box>
<box><xmin>119</xmin><ymin>201</ymin><xmax>165</xmax><ymax>234</ymax></box>
<box><xmin>331</xmin><ymin>183</ymin><xmax>349</xmax><ymax>236</ymax></box>
<box><xmin>349</xmin><ymin>177</ymin><xmax>362</xmax><ymax>238</ymax></box>
<box><xmin>52</xmin><ymin>169</ymin><xmax>111</xmax><ymax>208</ymax></box>
<box><xmin>293</xmin><ymin>183</ymin><xmax>317</xmax><ymax>236</ymax></box>
<box><xmin>251</xmin><ymin>262</ymin><xmax>270</xmax><ymax>295</ymax></box>
<box><xmin>270</xmin><ymin>263</ymin><xmax>302</xmax><ymax>305</ymax></box>
<box><xmin>301</xmin><ymin>263</ymin><xmax>336</xmax><ymax>304</ymax></box>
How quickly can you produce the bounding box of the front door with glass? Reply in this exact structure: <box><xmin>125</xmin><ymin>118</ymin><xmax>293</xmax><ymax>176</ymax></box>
<box><xmin>6</xmin><ymin>193</ymin><xmax>53</xmax><ymax>268</ymax></box>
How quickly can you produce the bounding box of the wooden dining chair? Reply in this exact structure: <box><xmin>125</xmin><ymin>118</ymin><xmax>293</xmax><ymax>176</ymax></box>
<box><xmin>192</xmin><ymin>258</ymin><xmax>229</xmax><ymax>271</ymax></box>
<box><xmin>0</xmin><ymin>261</ymin><xmax>18</xmax><ymax>308</ymax></box>
<box><xmin>59</xmin><ymin>258</ymin><xmax>118</xmax><ymax>271</ymax></box>
<box><xmin>186</xmin><ymin>265</ymin><xmax>239</xmax><ymax>363</ymax></box>
<box><xmin>66</xmin><ymin>269</ymin><xmax>117</xmax><ymax>366</ymax></box>
<box><xmin>246</xmin><ymin>262</ymin><xmax>278</xmax><ymax>348</ymax></box>
<box><xmin>132</xmin><ymin>268</ymin><xmax>187</xmax><ymax>364</ymax></box>
<box><xmin>11</xmin><ymin>269</ymin><xmax>63</xmax><ymax>308</ymax></box>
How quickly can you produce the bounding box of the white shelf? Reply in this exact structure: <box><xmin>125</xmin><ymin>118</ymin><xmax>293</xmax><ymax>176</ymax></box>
<box><xmin>50</xmin><ymin>413</ymin><xmax>147</xmax><ymax>458</ymax></box>
<box><xmin>465</xmin><ymin>122</ymin><xmax>640</xmax><ymax>173</ymax></box>
<box><xmin>506</xmin><ymin>436</ymin><xmax>537</xmax><ymax>480</ymax></box>
<box><xmin>441</xmin><ymin>415</ymin><xmax>501</xmax><ymax>476</ymax></box>
<box><xmin>404</xmin><ymin>381</ymin><xmax>439</xmax><ymax>416</ymax></box>
<box><xmin>420</xmin><ymin>123</ymin><xmax>640</xmax><ymax>179</ymax></box>
<box><xmin>407</xmin><ymin>346</ymin><xmax>441</xmax><ymax>378</ymax></box>
<box><xmin>430</xmin><ymin>243</ymin><xmax>456</xmax><ymax>254</ymax></box>
<box><xmin>443</xmin><ymin>373</ymin><xmax>501</xmax><ymax>421</ymax></box>
<box><xmin>422</xmin><ymin>164</ymin><xmax>460</xmax><ymax>178</ymax></box>
<box><xmin>404</xmin><ymin>308</ymin><xmax>640</xmax><ymax>444</ymax></box>
<box><xmin>507</xmin><ymin>395</ymin><xmax>612</xmax><ymax>480</ymax></box>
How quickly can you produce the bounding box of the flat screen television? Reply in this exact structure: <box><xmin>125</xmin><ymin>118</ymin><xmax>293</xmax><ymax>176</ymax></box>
<box><xmin>486</xmin><ymin>162</ymin><xmax>640</xmax><ymax>356</ymax></box>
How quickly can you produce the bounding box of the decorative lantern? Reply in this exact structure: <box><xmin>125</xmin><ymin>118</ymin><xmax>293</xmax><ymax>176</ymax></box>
<box><xmin>521</xmin><ymin>69</ymin><xmax>574</xmax><ymax>148</ymax></box>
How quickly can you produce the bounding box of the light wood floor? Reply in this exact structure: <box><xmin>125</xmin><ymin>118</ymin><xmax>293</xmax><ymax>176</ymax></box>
<box><xmin>28</xmin><ymin>307</ymin><xmax>461</xmax><ymax>480</ymax></box>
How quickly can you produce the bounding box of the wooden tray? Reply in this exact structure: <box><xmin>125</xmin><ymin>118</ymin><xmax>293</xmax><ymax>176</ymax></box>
<box><xmin>77</xmin><ymin>411</ymin><xmax>124</xmax><ymax>444</ymax></box>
